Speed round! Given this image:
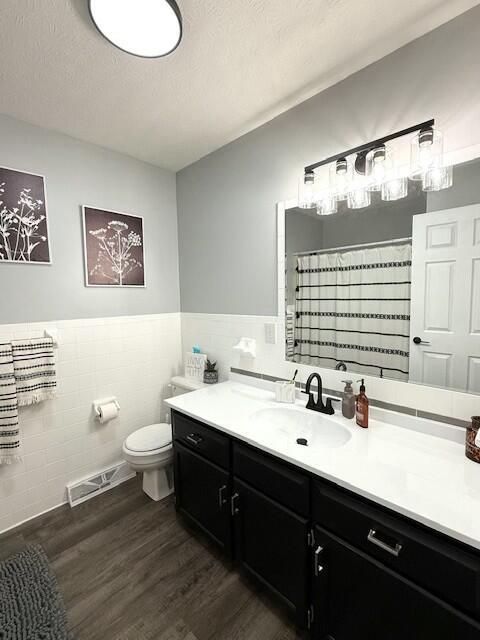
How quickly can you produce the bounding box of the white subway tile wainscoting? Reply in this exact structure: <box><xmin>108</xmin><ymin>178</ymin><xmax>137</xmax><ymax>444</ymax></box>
<box><xmin>0</xmin><ymin>313</ymin><xmax>182</xmax><ymax>534</ymax></box>
<box><xmin>1</xmin><ymin>307</ymin><xmax>476</xmax><ymax>537</ymax></box>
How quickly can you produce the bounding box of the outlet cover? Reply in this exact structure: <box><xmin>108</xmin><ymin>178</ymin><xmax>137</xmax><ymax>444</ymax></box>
<box><xmin>264</xmin><ymin>322</ymin><xmax>277</xmax><ymax>345</ymax></box>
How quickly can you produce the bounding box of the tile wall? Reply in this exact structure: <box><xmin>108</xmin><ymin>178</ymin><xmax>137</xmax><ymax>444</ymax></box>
<box><xmin>0</xmin><ymin>313</ymin><xmax>182</xmax><ymax>534</ymax></box>
<box><xmin>181</xmin><ymin>311</ymin><xmax>480</xmax><ymax>427</ymax></box>
<box><xmin>2</xmin><ymin>304</ymin><xmax>477</xmax><ymax>535</ymax></box>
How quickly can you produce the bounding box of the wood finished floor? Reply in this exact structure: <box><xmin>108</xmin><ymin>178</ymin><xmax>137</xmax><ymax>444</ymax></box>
<box><xmin>0</xmin><ymin>477</ymin><xmax>304</xmax><ymax>640</ymax></box>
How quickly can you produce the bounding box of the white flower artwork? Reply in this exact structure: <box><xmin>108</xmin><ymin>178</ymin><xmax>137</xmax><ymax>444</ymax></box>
<box><xmin>0</xmin><ymin>166</ymin><xmax>51</xmax><ymax>264</ymax></box>
<box><xmin>82</xmin><ymin>206</ymin><xmax>145</xmax><ymax>287</ymax></box>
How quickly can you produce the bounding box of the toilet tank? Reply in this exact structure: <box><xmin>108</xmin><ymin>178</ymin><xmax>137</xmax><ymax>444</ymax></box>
<box><xmin>170</xmin><ymin>375</ymin><xmax>205</xmax><ymax>397</ymax></box>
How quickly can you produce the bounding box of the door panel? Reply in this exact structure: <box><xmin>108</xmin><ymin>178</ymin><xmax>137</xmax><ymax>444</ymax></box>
<box><xmin>410</xmin><ymin>204</ymin><xmax>480</xmax><ymax>391</ymax></box>
<box><xmin>233</xmin><ymin>477</ymin><xmax>310</xmax><ymax>627</ymax></box>
<box><xmin>174</xmin><ymin>441</ymin><xmax>231</xmax><ymax>555</ymax></box>
<box><xmin>312</xmin><ymin>526</ymin><xmax>480</xmax><ymax>640</ymax></box>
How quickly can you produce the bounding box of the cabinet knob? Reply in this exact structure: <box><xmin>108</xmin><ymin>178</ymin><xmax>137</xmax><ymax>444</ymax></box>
<box><xmin>314</xmin><ymin>545</ymin><xmax>324</xmax><ymax>577</ymax></box>
<box><xmin>230</xmin><ymin>492</ymin><xmax>240</xmax><ymax>516</ymax></box>
<box><xmin>218</xmin><ymin>485</ymin><xmax>227</xmax><ymax>509</ymax></box>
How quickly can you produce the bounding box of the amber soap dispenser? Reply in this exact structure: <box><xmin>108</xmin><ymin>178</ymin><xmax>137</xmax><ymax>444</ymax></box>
<box><xmin>355</xmin><ymin>379</ymin><xmax>369</xmax><ymax>428</ymax></box>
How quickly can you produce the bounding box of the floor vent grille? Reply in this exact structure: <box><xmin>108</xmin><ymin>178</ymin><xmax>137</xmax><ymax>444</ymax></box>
<box><xmin>67</xmin><ymin>462</ymin><xmax>135</xmax><ymax>507</ymax></box>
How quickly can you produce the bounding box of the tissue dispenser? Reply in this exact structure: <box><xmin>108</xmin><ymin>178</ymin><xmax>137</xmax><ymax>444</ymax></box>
<box><xmin>93</xmin><ymin>397</ymin><xmax>120</xmax><ymax>424</ymax></box>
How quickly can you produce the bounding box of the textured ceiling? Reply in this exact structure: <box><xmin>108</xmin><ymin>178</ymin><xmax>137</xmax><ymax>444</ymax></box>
<box><xmin>0</xmin><ymin>0</ymin><xmax>478</xmax><ymax>170</ymax></box>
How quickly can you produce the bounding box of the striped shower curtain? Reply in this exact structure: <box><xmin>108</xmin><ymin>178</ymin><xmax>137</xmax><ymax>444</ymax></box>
<box><xmin>294</xmin><ymin>243</ymin><xmax>412</xmax><ymax>380</ymax></box>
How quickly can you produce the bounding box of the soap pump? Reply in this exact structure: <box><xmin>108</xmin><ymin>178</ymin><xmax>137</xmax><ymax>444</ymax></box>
<box><xmin>355</xmin><ymin>379</ymin><xmax>369</xmax><ymax>429</ymax></box>
<box><xmin>341</xmin><ymin>380</ymin><xmax>355</xmax><ymax>419</ymax></box>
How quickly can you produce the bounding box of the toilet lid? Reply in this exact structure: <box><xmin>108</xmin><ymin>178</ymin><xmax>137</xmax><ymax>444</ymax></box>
<box><xmin>125</xmin><ymin>423</ymin><xmax>172</xmax><ymax>452</ymax></box>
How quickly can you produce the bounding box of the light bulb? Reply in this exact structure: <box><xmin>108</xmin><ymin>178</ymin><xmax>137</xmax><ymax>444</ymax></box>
<box><xmin>366</xmin><ymin>145</ymin><xmax>392</xmax><ymax>192</ymax></box>
<box><xmin>318</xmin><ymin>192</ymin><xmax>337</xmax><ymax>215</ymax></box>
<box><xmin>423</xmin><ymin>166</ymin><xmax>453</xmax><ymax>191</ymax></box>
<box><xmin>410</xmin><ymin>127</ymin><xmax>444</xmax><ymax>181</ymax></box>
<box><xmin>381</xmin><ymin>175</ymin><xmax>408</xmax><ymax>201</ymax></box>
<box><xmin>330</xmin><ymin>158</ymin><xmax>352</xmax><ymax>201</ymax></box>
<box><xmin>298</xmin><ymin>170</ymin><xmax>317</xmax><ymax>209</ymax></box>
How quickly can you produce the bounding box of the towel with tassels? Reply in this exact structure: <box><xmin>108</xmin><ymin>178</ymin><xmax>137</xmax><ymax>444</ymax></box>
<box><xmin>12</xmin><ymin>337</ymin><xmax>57</xmax><ymax>406</ymax></box>
<box><xmin>0</xmin><ymin>343</ymin><xmax>20</xmax><ymax>464</ymax></box>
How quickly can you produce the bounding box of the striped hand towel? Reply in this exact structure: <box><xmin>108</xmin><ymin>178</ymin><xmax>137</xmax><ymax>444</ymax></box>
<box><xmin>0</xmin><ymin>343</ymin><xmax>20</xmax><ymax>464</ymax></box>
<box><xmin>12</xmin><ymin>338</ymin><xmax>57</xmax><ymax>406</ymax></box>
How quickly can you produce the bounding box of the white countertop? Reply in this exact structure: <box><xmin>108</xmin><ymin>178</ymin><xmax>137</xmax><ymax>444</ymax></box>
<box><xmin>166</xmin><ymin>379</ymin><xmax>480</xmax><ymax>551</ymax></box>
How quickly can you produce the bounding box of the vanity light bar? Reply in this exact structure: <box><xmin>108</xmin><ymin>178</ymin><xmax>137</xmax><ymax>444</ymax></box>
<box><xmin>304</xmin><ymin>119</ymin><xmax>434</xmax><ymax>174</ymax></box>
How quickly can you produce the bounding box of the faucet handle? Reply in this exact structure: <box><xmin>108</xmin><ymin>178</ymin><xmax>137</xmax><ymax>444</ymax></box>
<box><xmin>325</xmin><ymin>397</ymin><xmax>341</xmax><ymax>414</ymax></box>
<box><xmin>302</xmin><ymin>389</ymin><xmax>316</xmax><ymax>409</ymax></box>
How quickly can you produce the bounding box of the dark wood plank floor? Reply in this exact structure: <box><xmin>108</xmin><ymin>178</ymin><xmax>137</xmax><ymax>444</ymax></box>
<box><xmin>0</xmin><ymin>477</ymin><xmax>304</xmax><ymax>640</ymax></box>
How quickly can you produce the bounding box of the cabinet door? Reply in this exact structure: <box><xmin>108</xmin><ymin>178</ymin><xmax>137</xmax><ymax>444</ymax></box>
<box><xmin>312</xmin><ymin>526</ymin><xmax>480</xmax><ymax>640</ymax></box>
<box><xmin>174</xmin><ymin>441</ymin><xmax>232</xmax><ymax>556</ymax></box>
<box><xmin>233</xmin><ymin>478</ymin><xmax>310</xmax><ymax>628</ymax></box>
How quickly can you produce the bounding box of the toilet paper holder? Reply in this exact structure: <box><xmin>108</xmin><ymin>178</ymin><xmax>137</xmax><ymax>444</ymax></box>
<box><xmin>93</xmin><ymin>396</ymin><xmax>121</xmax><ymax>421</ymax></box>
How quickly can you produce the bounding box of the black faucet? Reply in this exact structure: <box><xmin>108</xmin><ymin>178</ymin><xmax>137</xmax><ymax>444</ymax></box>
<box><xmin>302</xmin><ymin>373</ymin><xmax>338</xmax><ymax>415</ymax></box>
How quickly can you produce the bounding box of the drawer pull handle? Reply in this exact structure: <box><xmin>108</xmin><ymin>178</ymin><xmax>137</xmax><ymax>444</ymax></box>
<box><xmin>185</xmin><ymin>433</ymin><xmax>203</xmax><ymax>446</ymax></box>
<box><xmin>367</xmin><ymin>529</ymin><xmax>402</xmax><ymax>557</ymax></box>
<box><xmin>218</xmin><ymin>485</ymin><xmax>227</xmax><ymax>508</ymax></box>
<box><xmin>231</xmin><ymin>492</ymin><xmax>240</xmax><ymax>516</ymax></box>
<box><xmin>314</xmin><ymin>545</ymin><xmax>324</xmax><ymax>577</ymax></box>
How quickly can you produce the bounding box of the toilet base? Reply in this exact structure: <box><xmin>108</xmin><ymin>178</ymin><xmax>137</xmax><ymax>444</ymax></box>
<box><xmin>142</xmin><ymin>465</ymin><xmax>174</xmax><ymax>501</ymax></box>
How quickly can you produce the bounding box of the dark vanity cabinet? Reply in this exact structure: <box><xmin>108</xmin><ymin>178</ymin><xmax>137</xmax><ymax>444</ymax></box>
<box><xmin>232</xmin><ymin>443</ymin><xmax>311</xmax><ymax>627</ymax></box>
<box><xmin>173</xmin><ymin>413</ymin><xmax>232</xmax><ymax>555</ymax></box>
<box><xmin>311</xmin><ymin>482</ymin><xmax>480</xmax><ymax>639</ymax></box>
<box><xmin>173</xmin><ymin>412</ymin><xmax>311</xmax><ymax>626</ymax></box>
<box><xmin>312</xmin><ymin>527</ymin><xmax>480</xmax><ymax>640</ymax></box>
<box><xmin>172</xmin><ymin>410</ymin><xmax>480</xmax><ymax>637</ymax></box>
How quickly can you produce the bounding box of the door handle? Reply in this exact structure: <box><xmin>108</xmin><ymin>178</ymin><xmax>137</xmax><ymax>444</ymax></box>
<box><xmin>230</xmin><ymin>492</ymin><xmax>240</xmax><ymax>516</ymax></box>
<box><xmin>367</xmin><ymin>529</ymin><xmax>402</xmax><ymax>557</ymax></box>
<box><xmin>185</xmin><ymin>433</ymin><xmax>203</xmax><ymax>446</ymax></box>
<box><xmin>412</xmin><ymin>336</ymin><xmax>431</xmax><ymax>345</ymax></box>
<box><xmin>218</xmin><ymin>485</ymin><xmax>227</xmax><ymax>509</ymax></box>
<box><xmin>314</xmin><ymin>544</ymin><xmax>324</xmax><ymax>576</ymax></box>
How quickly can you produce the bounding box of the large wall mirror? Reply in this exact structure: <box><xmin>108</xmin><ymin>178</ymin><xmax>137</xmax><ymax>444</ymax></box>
<box><xmin>285</xmin><ymin>157</ymin><xmax>480</xmax><ymax>395</ymax></box>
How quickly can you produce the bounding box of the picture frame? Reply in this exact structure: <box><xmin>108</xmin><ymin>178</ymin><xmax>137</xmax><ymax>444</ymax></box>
<box><xmin>82</xmin><ymin>205</ymin><xmax>146</xmax><ymax>287</ymax></box>
<box><xmin>0</xmin><ymin>165</ymin><xmax>51</xmax><ymax>265</ymax></box>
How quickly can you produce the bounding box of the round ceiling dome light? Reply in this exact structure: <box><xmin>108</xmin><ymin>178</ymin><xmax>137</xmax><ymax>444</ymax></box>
<box><xmin>89</xmin><ymin>0</ymin><xmax>182</xmax><ymax>58</ymax></box>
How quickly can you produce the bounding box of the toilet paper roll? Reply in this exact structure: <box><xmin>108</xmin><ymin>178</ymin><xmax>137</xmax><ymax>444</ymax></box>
<box><xmin>97</xmin><ymin>401</ymin><xmax>119</xmax><ymax>424</ymax></box>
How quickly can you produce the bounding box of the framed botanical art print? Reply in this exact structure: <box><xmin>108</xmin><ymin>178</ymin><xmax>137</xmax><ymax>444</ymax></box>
<box><xmin>82</xmin><ymin>206</ymin><xmax>146</xmax><ymax>287</ymax></box>
<box><xmin>0</xmin><ymin>166</ymin><xmax>51</xmax><ymax>264</ymax></box>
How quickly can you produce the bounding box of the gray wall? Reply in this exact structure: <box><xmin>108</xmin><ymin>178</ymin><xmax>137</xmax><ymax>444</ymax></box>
<box><xmin>177</xmin><ymin>7</ymin><xmax>480</xmax><ymax>316</ymax></box>
<box><xmin>0</xmin><ymin>115</ymin><xmax>180</xmax><ymax>324</ymax></box>
<box><xmin>427</xmin><ymin>159</ymin><xmax>480</xmax><ymax>212</ymax></box>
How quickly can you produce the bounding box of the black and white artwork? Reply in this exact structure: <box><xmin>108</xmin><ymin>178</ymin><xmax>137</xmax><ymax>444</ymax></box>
<box><xmin>82</xmin><ymin>206</ymin><xmax>145</xmax><ymax>287</ymax></box>
<box><xmin>0</xmin><ymin>166</ymin><xmax>50</xmax><ymax>264</ymax></box>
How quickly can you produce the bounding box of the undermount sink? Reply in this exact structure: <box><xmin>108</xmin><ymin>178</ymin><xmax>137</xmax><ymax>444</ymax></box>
<box><xmin>249</xmin><ymin>406</ymin><xmax>351</xmax><ymax>450</ymax></box>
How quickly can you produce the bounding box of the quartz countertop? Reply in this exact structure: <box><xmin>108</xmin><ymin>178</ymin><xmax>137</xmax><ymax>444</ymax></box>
<box><xmin>165</xmin><ymin>379</ymin><xmax>480</xmax><ymax>551</ymax></box>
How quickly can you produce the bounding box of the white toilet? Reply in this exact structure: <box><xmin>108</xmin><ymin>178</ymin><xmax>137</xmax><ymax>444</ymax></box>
<box><xmin>122</xmin><ymin>376</ymin><xmax>205</xmax><ymax>501</ymax></box>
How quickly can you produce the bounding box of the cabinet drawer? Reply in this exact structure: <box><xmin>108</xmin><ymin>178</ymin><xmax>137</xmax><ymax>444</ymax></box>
<box><xmin>233</xmin><ymin>442</ymin><xmax>309</xmax><ymax>516</ymax></box>
<box><xmin>313</xmin><ymin>481</ymin><xmax>480</xmax><ymax>618</ymax></box>
<box><xmin>172</xmin><ymin>411</ymin><xmax>230</xmax><ymax>469</ymax></box>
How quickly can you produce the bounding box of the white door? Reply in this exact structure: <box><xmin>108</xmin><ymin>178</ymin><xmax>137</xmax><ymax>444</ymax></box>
<box><xmin>409</xmin><ymin>204</ymin><xmax>480</xmax><ymax>392</ymax></box>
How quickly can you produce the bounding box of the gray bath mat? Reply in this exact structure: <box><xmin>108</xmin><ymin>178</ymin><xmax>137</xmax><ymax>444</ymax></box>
<box><xmin>0</xmin><ymin>544</ymin><xmax>73</xmax><ymax>639</ymax></box>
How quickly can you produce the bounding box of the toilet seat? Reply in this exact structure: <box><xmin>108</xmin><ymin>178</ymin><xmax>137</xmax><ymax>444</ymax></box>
<box><xmin>124</xmin><ymin>423</ymin><xmax>172</xmax><ymax>453</ymax></box>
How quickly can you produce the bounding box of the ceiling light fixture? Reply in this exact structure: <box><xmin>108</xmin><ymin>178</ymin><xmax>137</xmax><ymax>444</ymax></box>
<box><xmin>409</xmin><ymin>126</ymin><xmax>443</xmax><ymax>180</ymax></box>
<box><xmin>365</xmin><ymin>145</ymin><xmax>391</xmax><ymax>191</ymax></box>
<box><xmin>89</xmin><ymin>0</ymin><xmax>182</xmax><ymax>58</ymax></box>
<box><xmin>298</xmin><ymin>170</ymin><xmax>317</xmax><ymax>209</ymax></box>
<box><xmin>331</xmin><ymin>158</ymin><xmax>352</xmax><ymax>201</ymax></box>
<box><xmin>298</xmin><ymin>119</ymin><xmax>453</xmax><ymax>212</ymax></box>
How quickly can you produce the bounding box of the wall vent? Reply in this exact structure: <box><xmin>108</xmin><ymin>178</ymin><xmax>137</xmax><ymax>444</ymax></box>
<box><xmin>66</xmin><ymin>461</ymin><xmax>135</xmax><ymax>507</ymax></box>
